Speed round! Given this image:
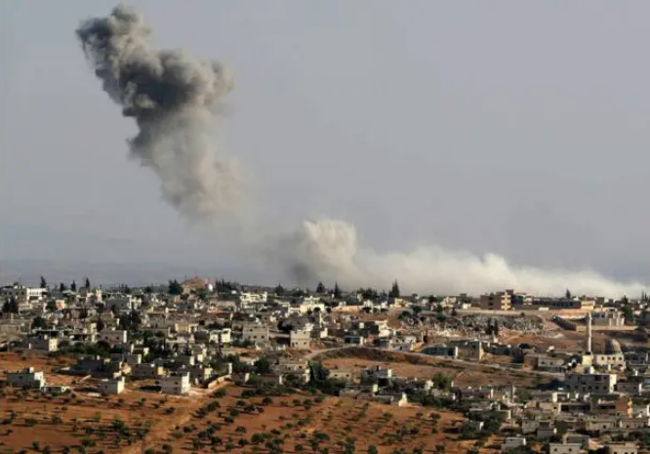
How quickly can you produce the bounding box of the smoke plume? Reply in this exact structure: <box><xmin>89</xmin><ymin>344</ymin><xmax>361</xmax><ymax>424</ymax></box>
<box><xmin>77</xmin><ymin>4</ymin><xmax>241</xmax><ymax>221</ymax></box>
<box><xmin>274</xmin><ymin>218</ymin><xmax>646</xmax><ymax>298</ymax></box>
<box><xmin>77</xmin><ymin>6</ymin><xmax>646</xmax><ymax>298</ymax></box>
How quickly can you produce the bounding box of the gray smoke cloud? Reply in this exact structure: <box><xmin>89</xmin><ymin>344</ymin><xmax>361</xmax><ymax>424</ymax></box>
<box><xmin>77</xmin><ymin>4</ymin><xmax>241</xmax><ymax>221</ymax></box>
<box><xmin>77</xmin><ymin>6</ymin><xmax>647</xmax><ymax>298</ymax></box>
<box><xmin>275</xmin><ymin>218</ymin><xmax>647</xmax><ymax>298</ymax></box>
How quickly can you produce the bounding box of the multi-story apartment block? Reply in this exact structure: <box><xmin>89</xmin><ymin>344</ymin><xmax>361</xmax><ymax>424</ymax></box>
<box><xmin>242</xmin><ymin>323</ymin><xmax>269</xmax><ymax>345</ymax></box>
<box><xmin>565</xmin><ymin>372</ymin><xmax>617</xmax><ymax>394</ymax></box>
<box><xmin>479</xmin><ymin>291</ymin><xmax>512</xmax><ymax>311</ymax></box>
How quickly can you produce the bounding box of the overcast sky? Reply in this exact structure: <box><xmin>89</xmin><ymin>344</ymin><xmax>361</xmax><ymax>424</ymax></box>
<box><xmin>1</xmin><ymin>1</ymin><xmax>649</xmax><ymax>286</ymax></box>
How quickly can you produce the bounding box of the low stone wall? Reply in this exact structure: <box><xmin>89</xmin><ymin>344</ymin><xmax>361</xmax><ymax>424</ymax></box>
<box><xmin>205</xmin><ymin>374</ymin><xmax>230</xmax><ymax>389</ymax></box>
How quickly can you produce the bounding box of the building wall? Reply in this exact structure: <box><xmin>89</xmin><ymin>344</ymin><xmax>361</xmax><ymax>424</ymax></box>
<box><xmin>98</xmin><ymin>378</ymin><xmax>125</xmax><ymax>394</ymax></box>
<box><xmin>290</xmin><ymin>330</ymin><xmax>311</xmax><ymax>349</ymax></box>
<box><xmin>549</xmin><ymin>443</ymin><xmax>583</xmax><ymax>454</ymax></box>
<box><xmin>242</xmin><ymin>324</ymin><xmax>269</xmax><ymax>344</ymax></box>
<box><xmin>565</xmin><ymin>373</ymin><xmax>617</xmax><ymax>394</ymax></box>
<box><xmin>99</xmin><ymin>330</ymin><xmax>128</xmax><ymax>345</ymax></box>
<box><xmin>593</xmin><ymin>311</ymin><xmax>625</xmax><ymax>327</ymax></box>
<box><xmin>593</xmin><ymin>354</ymin><xmax>625</xmax><ymax>369</ymax></box>
<box><xmin>161</xmin><ymin>373</ymin><xmax>190</xmax><ymax>395</ymax></box>
<box><xmin>479</xmin><ymin>292</ymin><xmax>512</xmax><ymax>311</ymax></box>
<box><xmin>607</xmin><ymin>443</ymin><xmax>638</xmax><ymax>454</ymax></box>
<box><xmin>132</xmin><ymin>363</ymin><xmax>164</xmax><ymax>379</ymax></box>
<box><xmin>8</xmin><ymin>369</ymin><xmax>45</xmax><ymax>389</ymax></box>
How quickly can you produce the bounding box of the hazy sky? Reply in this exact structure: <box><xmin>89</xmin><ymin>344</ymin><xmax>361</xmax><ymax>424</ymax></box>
<box><xmin>1</xmin><ymin>1</ymin><xmax>649</xmax><ymax>287</ymax></box>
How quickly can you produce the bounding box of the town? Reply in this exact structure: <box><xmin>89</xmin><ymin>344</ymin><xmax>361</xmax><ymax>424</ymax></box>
<box><xmin>2</xmin><ymin>278</ymin><xmax>650</xmax><ymax>454</ymax></box>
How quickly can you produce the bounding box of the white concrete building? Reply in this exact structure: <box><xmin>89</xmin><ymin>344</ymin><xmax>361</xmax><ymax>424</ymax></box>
<box><xmin>592</xmin><ymin>310</ymin><xmax>625</xmax><ymax>327</ymax></box>
<box><xmin>503</xmin><ymin>437</ymin><xmax>527</xmax><ymax>450</ymax></box>
<box><xmin>1</xmin><ymin>284</ymin><xmax>47</xmax><ymax>303</ymax></box>
<box><xmin>98</xmin><ymin>377</ymin><xmax>125</xmax><ymax>395</ymax></box>
<box><xmin>549</xmin><ymin>443</ymin><xmax>583</xmax><ymax>454</ymax></box>
<box><xmin>290</xmin><ymin>329</ymin><xmax>311</xmax><ymax>349</ymax></box>
<box><xmin>362</xmin><ymin>366</ymin><xmax>393</xmax><ymax>381</ymax></box>
<box><xmin>239</xmin><ymin>292</ymin><xmax>267</xmax><ymax>306</ymax></box>
<box><xmin>607</xmin><ymin>443</ymin><xmax>638</xmax><ymax>454</ymax></box>
<box><xmin>99</xmin><ymin>329</ymin><xmax>128</xmax><ymax>345</ymax></box>
<box><xmin>593</xmin><ymin>354</ymin><xmax>626</xmax><ymax>370</ymax></box>
<box><xmin>565</xmin><ymin>372</ymin><xmax>617</xmax><ymax>394</ymax></box>
<box><xmin>161</xmin><ymin>372</ymin><xmax>191</xmax><ymax>395</ymax></box>
<box><xmin>105</xmin><ymin>296</ymin><xmax>140</xmax><ymax>313</ymax></box>
<box><xmin>536</xmin><ymin>356</ymin><xmax>566</xmax><ymax>371</ymax></box>
<box><xmin>242</xmin><ymin>323</ymin><xmax>269</xmax><ymax>345</ymax></box>
<box><xmin>208</xmin><ymin>328</ymin><xmax>232</xmax><ymax>344</ymax></box>
<box><xmin>328</xmin><ymin>369</ymin><xmax>354</xmax><ymax>381</ymax></box>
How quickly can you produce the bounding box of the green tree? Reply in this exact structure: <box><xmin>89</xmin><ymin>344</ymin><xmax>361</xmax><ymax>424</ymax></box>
<box><xmin>2</xmin><ymin>297</ymin><xmax>19</xmax><ymax>314</ymax></box>
<box><xmin>168</xmin><ymin>279</ymin><xmax>183</xmax><ymax>295</ymax></box>
<box><xmin>432</xmin><ymin>373</ymin><xmax>451</xmax><ymax>390</ymax></box>
<box><xmin>333</xmin><ymin>282</ymin><xmax>342</xmax><ymax>299</ymax></box>
<box><xmin>622</xmin><ymin>305</ymin><xmax>634</xmax><ymax>322</ymax></box>
<box><xmin>40</xmin><ymin>276</ymin><xmax>47</xmax><ymax>288</ymax></box>
<box><xmin>565</xmin><ymin>288</ymin><xmax>571</xmax><ymax>299</ymax></box>
<box><xmin>119</xmin><ymin>311</ymin><xmax>142</xmax><ymax>330</ymax></box>
<box><xmin>85</xmin><ymin>277</ymin><xmax>91</xmax><ymax>290</ymax></box>
<box><xmin>316</xmin><ymin>282</ymin><xmax>326</xmax><ymax>294</ymax></box>
<box><xmin>59</xmin><ymin>282</ymin><xmax>68</xmax><ymax>292</ymax></box>
<box><xmin>389</xmin><ymin>280</ymin><xmax>400</xmax><ymax>298</ymax></box>
<box><xmin>367</xmin><ymin>446</ymin><xmax>378</xmax><ymax>454</ymax></box>
<box><xmin>254</xmin><ymin>357</ymin><xmax>272</xmax><ymax>374</ymax></box>
<box><xmin>361</xmin><ymin>288</ymin><xmax>378</xmax><ymax>300</ymax></box>
<box><xmin>32</xmin><ymin>316</ymin><xmax>48</xmax><ymax>330</ymax></box>
<box><xmin>275</xmin><ymin>284</ymin><xmax>285</xmax><ymax>296</ymax></box>
<box><xmin>71</xmin><ymin>280</ymin><xmax>77</xmax><ymax>292</ymax></box>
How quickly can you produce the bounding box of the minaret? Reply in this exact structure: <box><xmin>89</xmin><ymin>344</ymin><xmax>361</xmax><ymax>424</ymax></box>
<box><xmin>586</xmin><ymin>311</ymin><xmax>592</xmax><ymax>354</ymax></box>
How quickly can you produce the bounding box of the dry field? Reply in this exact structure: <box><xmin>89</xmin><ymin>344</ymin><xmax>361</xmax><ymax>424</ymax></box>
<box><xmin>143</xmin><ymin>385</ymin><xmax>477</xmax><ymax>454</ymax></box>
<box><xmin>500</xmin><ymin>325</ymin><xmax>646</xmax><ymax>353</ymax></box>
<box><xmin>0</xmin><ymin>352</ymin><xmax>213</xmax><ymax>454</ymax></box>
<box><xmin>0</xmin><ymin>349</ymin><xmax>485</xmax><ymax>454</ymax></box>
<box><xmin>323</xmin><ymin>356</ymin><xmax>462</xmax><ymax>381</ymax></box>
<box><xmin>319</xmin><ymin>347</ymin><xmax>547</xmax><ymax>388</ymax></box>
<box><xmin>0</xmin><ymin>350</ymin><xmax>527</xmax><ymax>453</ymax></box>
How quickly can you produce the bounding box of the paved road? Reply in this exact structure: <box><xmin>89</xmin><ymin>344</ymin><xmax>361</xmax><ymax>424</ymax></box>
<box><xmin>306</xmin><ymin>345</ymin><xmax>564</xmax><ymax>380</ymax></box>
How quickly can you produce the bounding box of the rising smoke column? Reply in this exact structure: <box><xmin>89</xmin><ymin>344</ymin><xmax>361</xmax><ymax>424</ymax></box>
<box><xmin>77</xmin><ymin>4</ymin><xmax>241</xmax><ymax>221</ymax></box>
<box><xmin>76</xmin><ymin>6</ymin><xmax>647</xmax><ymax>298</ymax></box>
<box><xmin>277</xmin><ymin>218</ymin><xmax>647</xmax><ymax>298</ymax></box>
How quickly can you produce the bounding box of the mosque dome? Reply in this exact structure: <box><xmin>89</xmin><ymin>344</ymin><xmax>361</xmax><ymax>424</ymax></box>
<box><xmin>605</xmin><ymin>339</ymin><xmax>622</xmax><ymax>355</ymax></box>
